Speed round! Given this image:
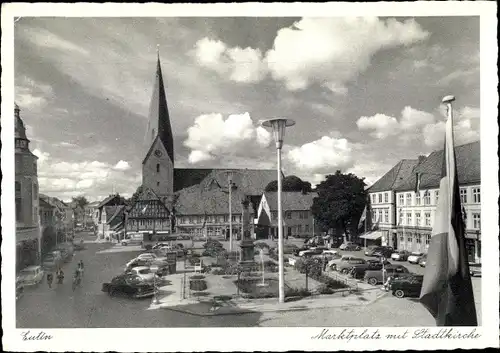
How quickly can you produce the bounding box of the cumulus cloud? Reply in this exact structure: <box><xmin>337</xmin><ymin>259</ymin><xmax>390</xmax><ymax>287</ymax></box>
<box><xmin>193</xmin><ymin>38</ymin><xmax>267</xmax><ymax>83</ymax></box>
<box><xmin>287</xmin><ymin>135</ymin><xmax>354</xmax><ymax>174</ymax></box>
<box><xmin>114</xmin><ymin>160</ymin><xmax>131</xmax><ymax>171</ymax></box>
<box><xmin>265</xmin><ymin>17</ymin><xmax>429</xmax><ymax>93</ymax></box>
<box><xmin>15</xmin><ymin>76</ymin><xmax>54</xmax><ymax>111</ymax></box>
<box><xmin>193</xmin><ymin>18</ymin><xmax>428</xmax><ymax>92</ymax></box>
<box><xmin>423</xmin><ymin>117</ymin><xmax>480</xmax><ymax>148</ymax></box>
<box><xmin>33</xmin><ymin>148</ymin><xmax>50</xmax><ymax>164</ymax></box>
<box><xmin>356</xmin><ymin>114</ymin><xmax>400</xmax><ymax>139</ymax></box>
<box><xmin>184</xmin><ymin>112</ymin><xmax>272</xmax><ymax>164</ymax></box>
<box><xmin>34</xmin><ymin>149</ymin><xmax>139</xmax><ymax>200</ymax></box>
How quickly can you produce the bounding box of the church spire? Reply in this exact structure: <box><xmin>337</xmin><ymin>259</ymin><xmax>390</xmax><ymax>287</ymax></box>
<box><xmin>144</xmin><ymin>48</ymin><xmax>174</xmax><ymax>165</ymax></box>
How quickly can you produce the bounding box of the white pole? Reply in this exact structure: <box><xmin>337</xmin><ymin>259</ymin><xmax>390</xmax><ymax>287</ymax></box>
<box><xmin>277</xmin><ymin>147</ymin><xmax>285</xmax><ymax>303</ymax></box>
<box><xmin>229</xmin><ymin>174</ymin><xmax>233</xmax><ymax>253</ymax></box>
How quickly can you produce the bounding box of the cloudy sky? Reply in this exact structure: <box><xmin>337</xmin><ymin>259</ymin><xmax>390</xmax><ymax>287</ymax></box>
<box><xmin>14</xmin><ymin>16</ymin><xmax>480</xmax><ymax>202</ymax></box>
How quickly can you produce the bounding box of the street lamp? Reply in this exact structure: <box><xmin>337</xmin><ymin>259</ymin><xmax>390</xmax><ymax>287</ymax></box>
<box><xmin>261</xmin><ymin>118</ymin><xmax>295</xmax><ymax>304</ymax></box>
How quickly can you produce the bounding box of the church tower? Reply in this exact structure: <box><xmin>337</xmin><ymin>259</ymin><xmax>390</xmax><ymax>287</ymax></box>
<box><xmin>142</xmin><ymin>50</ymin><xmax>174</xmax><ymax>198</ymax></box>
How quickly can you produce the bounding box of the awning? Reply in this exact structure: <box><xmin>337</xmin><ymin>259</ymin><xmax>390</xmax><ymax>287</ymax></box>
<box><xmin>359</xmin><ymin>231</ymin><xmax>384</xmax><ymax>240</ymax></box>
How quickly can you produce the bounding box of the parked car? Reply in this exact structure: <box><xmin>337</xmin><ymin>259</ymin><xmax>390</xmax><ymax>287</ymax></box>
<box><xmin>102</xmin><ymin>274</ymin><xmax>155</xmax><ymax>298</ymax></box>
<box><xmin>388</xmin><ymin>275</ymin><xmax>424</xmax><ymax>298</ymax></box>
<box><xmin>299</xmin><ymin>248</ymin><xmax>324</xmax><ymax>257</ymax></box>
<box><xmin>126</xmin><ymin>266</ymin><xmax>160</xmax><ymax>283</ymax></box>
<box><xmin>152</xmin><ymin>242</ymin><xmax>170</xmax><ymax>250</ymax></box>
<box><xmin>322</xmin><ymin>250</ymin><xmax>342</xmax><ymax>261</ymax></box>
<box><xmin>373</xmin><ymin>246</ymin><xmax>394</xmax><ymax>258</ymax></box>
<box><xmin>391</xmin><ymin>250</ymin><xmax>411</xmax><ymax>262</ymax></box>
<box><xmin>469</xmin><ymin>263</ymin><xmax>482</xmax><ymax>277</ymax></box>
<box><xmin>16</xmin><ymin>281</ymin><xmax>24</xmax><ymax>301</ymax></box>
<box><xmin>366</xmin><ymin>258</ymin><xmax>391</xmax><ymax>265</ymax></box>
<box><xmin>364</xmin><ymin>265</ymin><xmax>410</xmax><ymax>286</ymax></box>
<box><xmin>122</xmin><ymin>234</ymin><xmax>143</xmax><ymax>246</ymax></box>
<box><xmin>42</xmin><ymin>252</ymin><xmax>62</xmax><ymax>270</ymax></box>
<box><xmin>407</xmin><ymin>252</ymin><xmax>425</xmax><ymax>264</ymax></box>
<box><xmin>136</xmin><ymin>252</ymin><xmax>168</xmax><ymax>262</ymax></box>
<box><xmin>328</xmin><ymin>255</ymin><xmax>362</xmax><ymax>271</ymax></box>
<box><xmin>17</xmin><ymin>265</ymin><xmax>44</xmax><ymax>286</ymax></box>
<box><xmin>350</xmin><ymin>262</ymin><xmax>384</xmax><ymax>279</ymax></box>
<box><xmin>337</xmin><ymin>258</ymin><xmax>366</xmax><ymax>274</ymax></box>
<box><xmin>339</xmin><ymin>242</ymin><xmax>361</xmax><ymax>251</ymax></box>
<box><xmin>364</xmin><ymin>245</ymin><xmax>382</xmax><ymax>256</ymax></box>
<box><xmin>418</xmin><ymin>254</ymin><xmax>427</xmax><ymax>267</ymax></box>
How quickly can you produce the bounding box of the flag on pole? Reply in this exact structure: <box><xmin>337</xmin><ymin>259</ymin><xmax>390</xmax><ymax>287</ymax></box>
<box><xmin>414</xmin><ymin>172</ymin><xmax>421</xmax><ymax>194</ymax></box>
<box><xmin>419</xmin><ymin>97</ymin><xmax>477</xmax><ymax>326</ymax></box>
<box><xmin>358</xmin><ymin>206</ymin><xmax>367</xmax><ymax>228</ymax></box>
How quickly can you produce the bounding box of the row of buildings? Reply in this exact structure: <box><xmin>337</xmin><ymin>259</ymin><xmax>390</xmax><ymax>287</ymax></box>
<box><xmin>366</xmin><ymin>141</ymin><xmax>481</xmax><ymax>263</ymax></box>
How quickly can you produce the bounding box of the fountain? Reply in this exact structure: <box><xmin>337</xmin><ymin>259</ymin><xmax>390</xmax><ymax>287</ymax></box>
<box><xmin>256</xmin><ymin>248</ymin><xmax>269</xmax><ymax>287</ymax></box>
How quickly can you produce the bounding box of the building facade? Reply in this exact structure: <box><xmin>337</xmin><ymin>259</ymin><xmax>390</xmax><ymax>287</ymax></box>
<box><xmin>393</xmin><ymin>141</ymin><xmax>481</xmax><ymax>263</ymax></box>
<box><xmin>256</xmin><ymin>191</ymin><xmax>318</xmax><ymax>240</ymax></box>
<box><xmin>84</xmin><ymin>201</ymin><xmax>100</xmax><ymax>229</ymax></box>
<box><xmin>95</xmin><ymin>194</ymin><xmax>126</xmax><ymax>239</ymax></box>
<box><xmin>366</xmin><ymin>159</ymin><xmax>420</xmax><ymax>248</ymax></box>
<box><xmin>368</xmin><ymin>141</ymin><xmax>481</xmax><ymax>263</ymax></box>
<box><xmin>15</xmin><ymin>103</ymin><xmax>42</xmax><ymax>272</ymax></box>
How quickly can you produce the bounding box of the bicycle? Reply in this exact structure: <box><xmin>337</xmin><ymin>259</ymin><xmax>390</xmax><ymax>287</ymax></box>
<box><xmin>72</xmin><ymin>274</ymin><xmax>81</xmax><ymax>291</ymax></box>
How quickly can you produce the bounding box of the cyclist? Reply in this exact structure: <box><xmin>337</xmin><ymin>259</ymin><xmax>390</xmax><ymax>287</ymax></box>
<box><xmin>78</xmin><ymin>260</ymin><xmax>84</xmax><ymax>277</ymax></box>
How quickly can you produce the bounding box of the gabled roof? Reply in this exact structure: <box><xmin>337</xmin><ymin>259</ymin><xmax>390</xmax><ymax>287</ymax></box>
<box><xmin>106</xmin><ymin>205</ymin><xmax>126</xmax><ymax>225</ymax></box>
<box><xmin>39</xmin><ymin>198</ymin><xmax>55</xmax><ymax>209</ymax></box>
<box><xmin>262</xmin><ymin>191</ymin><xmax>318</xmax><ymax>211</ymax></box>
<box><xmin>173</xmin><ymin>168</ymin><xmax>277</xmax><ymax>215</ymax></box>
<box><xmin>368</xmin><ymin>159</ymin><xmax>419</xmax><ymax>193</ymax></box>
<box><xmin>97</xmin><ymin>194</ymin><xmax>122</xmax><ymax>209</ymax></box>
<box><xmin>394</xmin><ymin>141</ymin><xmax>480</xmax><ymax>192</ymax></box>
<box><xmin>86</xmin><ymin>201</ymin><xmax>101</xmax><ymax>208</ymax></box>
<box><xmin>126</xmin><ymin>187</ymin><xmax>171</xmax><ymax>218</ymax></box>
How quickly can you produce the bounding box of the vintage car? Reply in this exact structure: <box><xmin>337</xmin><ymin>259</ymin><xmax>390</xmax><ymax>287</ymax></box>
<box><xmin>126</xmin><ymin>266</ymin><xmax>161</xmax><ymax>283</ymax></box>
<box><xmin>390</xmin><ymin>250</ymin><xmax>411</xmax><ymax>262</ymax></box>
<box><xmin>418</xmin><ymin>254</ymin><xmax>427</xmax><ymax>267</ymax></box>
<box><xmin>339</xmin><ymin>242</ymin><xmax>362</xmax><ymax>251</ymax></box>
<box><xmin>328</xmin><ymin>255</ymin><xmax>363</xmax><ymax>271</ymax></box>
<box><xmin>350</xmin><ymin>262</ymin><xmax>385</xmax><ymax>279</ymax></box>
<box><xmin>388</xmin><ymin>275</ymin><xmax>424</xmax><ymax>298</ymax></box>
<box><xmin>364</xmin><ymin>265</ymin><xmax>410</xmax><ymax>286</ymax></box>
<box><xmin>469</xmin><ymin>263</ymin><xmax>482</xmax><ymax>277</ymax></box>
<box><xmin>102</xmin><ymin>274</ymin><xmax>155</xmax><ymax>298</ymax></box>
<box><xmin>336</xmin><ymin>258</ymin><xmax>366</xmax><ymax>274</ymax></box>
<box><xmin>407</xmin><ymin>252</ymin><xmax>425</xmax><ymax>264</ymax></box>
<box><xmin>17</xmin><ymin>265</ymin><xmax>44</xmax><ymax>286</ymax></box>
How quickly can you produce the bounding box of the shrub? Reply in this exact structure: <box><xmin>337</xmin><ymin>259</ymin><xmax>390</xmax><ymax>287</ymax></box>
<box><xmin>189</xmin><ymin>279</ymin><xmax>208</xmax><ymax>291</ymax></box>
<box><xmin>254</xmin><ymin>242</ymin><xmax>271</xmax><ymax>251</ymax></box>
<box><xmin>286</xmin><ymin>287</ymin><xmax>311</xmax><ymax>298</ymax></box>
<box><xmin>295</xmin><ymin>258</ymin><xmax>322</xmax><ymax>278</ymax></box>
<box><xmin>316</xmin><ymin>284</ymin><xmax>335</xmax><ymax>294</ymax></box>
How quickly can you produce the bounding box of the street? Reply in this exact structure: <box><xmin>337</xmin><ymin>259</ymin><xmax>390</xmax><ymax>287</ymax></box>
<box><xmin>16</xmin><ymin>234</ymin><xmax>263</xmax><ymax>328</ymax></box>
<box><xmin>16</xmin><ymin>234</ymin><xmax>481</xmax><ymax>327</ymax></box>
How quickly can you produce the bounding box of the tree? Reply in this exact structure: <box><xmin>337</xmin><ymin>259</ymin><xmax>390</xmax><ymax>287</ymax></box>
<box><xmin>264</xmin><ymin>175</ymin><xmax>312</xmax><ymax>193</ymax></box>
<box><xmin>71</xmin><ymin>196</ymin><xmax>89</xmax><ymax>208</ymax></box>
<box><xmin>311</xmin><ymin>170</ymin><xmax>367</xmax><ymax>242</ymax></box>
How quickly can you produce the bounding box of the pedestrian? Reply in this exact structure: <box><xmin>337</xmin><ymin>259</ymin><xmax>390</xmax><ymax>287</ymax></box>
<box><xmin>47</xmin><ymin>272</ymin><xmax>54</xmax><ymax>288</ymax></box>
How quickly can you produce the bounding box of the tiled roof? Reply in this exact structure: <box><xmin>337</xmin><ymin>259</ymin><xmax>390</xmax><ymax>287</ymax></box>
<box><xmin>104</xmin><ymin>206</ymin><xmax>121</xmax><ymax>222</ymax></box>
<box><xmin>368</xmin><ymin>159</ymin><xmax>419</xmax><ymax>193</ymax></box>
<box><xmin>97</xmin><ymin>194</ymin><xmax>121</xmax><ymax>209</ymax></box>
<box><xmin>263</xmin><ymin>191</ymin><xmax>318</xmax><ymax>211</ymax></box>
<box><xmin>174</xmin><ymin>168</ymin><xmax>214</xmax><ymax>191</ymax></box>
<box><xmin>39</xmin><ymin>198</ymin><xmax>54</xmax><ymax>209</ymax></box>
<box><xmin>394</xmin><ymin>141</ymin><xmax>480</xmax><ymax>192</ymax></box>
<box><xmin>107</xmin><ymin>205</ymin><xmax>126</xmax><ymax>225</ymax></box>
<box><xmin>174</xmin><ymin>169</ymin><xmax>276</xmax><ymax>215</ymax></box>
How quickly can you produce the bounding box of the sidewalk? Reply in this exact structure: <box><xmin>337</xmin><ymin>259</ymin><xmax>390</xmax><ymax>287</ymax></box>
<box><xmin>149</xmin><ymin>259</ymin><xmax>389</xmax><ymax>316</ymax></box>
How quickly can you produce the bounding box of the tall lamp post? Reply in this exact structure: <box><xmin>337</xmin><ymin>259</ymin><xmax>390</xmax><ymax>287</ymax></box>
<box><xmin>226</xmin><ymin>171</ymin><xmax>234</xmax><ymax>253</ymax></box>
<box><xmin>261</xmin><ymin>118</ymin><xmax>295</xmax><ymax>304</ymax></box>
